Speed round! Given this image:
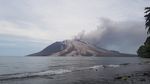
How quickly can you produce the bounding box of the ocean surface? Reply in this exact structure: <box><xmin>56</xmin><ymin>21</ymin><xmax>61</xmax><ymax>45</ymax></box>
<box><xmin>0</xmin><ymin>56</ymin><xmax>147</xmax><ymax>81</ymax></box>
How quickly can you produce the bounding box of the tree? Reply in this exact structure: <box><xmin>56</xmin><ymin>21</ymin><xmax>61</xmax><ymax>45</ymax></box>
<box><xmin>137</xmin><ymin>37</ymin><xmax>150</xmax><ymax>58</ymax></box>
<box><xmin>144</xmin><ymin>7</ymin><xmax>150</xmax><ymax>34</ymax></box>
<box><xmin>137</xmin><ymin>7</ymin><xmax>150</xmax><ymax>58</ymax></box>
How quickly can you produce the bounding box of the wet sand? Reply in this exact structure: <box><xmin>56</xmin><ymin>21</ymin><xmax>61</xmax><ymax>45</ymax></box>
<box><xmin>1</xmin><ymin>62</ymin><xmax>150</xmax><ymax>84</ymax></box>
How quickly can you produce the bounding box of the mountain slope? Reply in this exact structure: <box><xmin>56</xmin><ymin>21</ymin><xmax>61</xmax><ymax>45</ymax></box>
<box><xmin>28</xmin><ymin>40</ymin><xmax>136</xmax><ymax>56</ymax></box>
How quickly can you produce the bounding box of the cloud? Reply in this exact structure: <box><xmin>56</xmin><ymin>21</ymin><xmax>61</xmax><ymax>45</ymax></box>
<box><xmin>0</xmin><ymin>21</ymin><xmax>53</xmax><ymax>41</ymax></box>
<box><xmin>0</xmin><ymin>0</ymin><xmax>149</xmax><ymax>43</ymax></box>
<box><xmin>83</xmin><ymin>18</ymin><xmax>147</xmax><ymax>54</ymax></box>
<box><xmin>0</xmin><ymin>0</ymin><xmax>149</xmax><ymax>56</ymax></box>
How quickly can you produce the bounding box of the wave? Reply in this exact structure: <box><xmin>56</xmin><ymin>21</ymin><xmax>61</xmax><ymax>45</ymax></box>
<box><xmin>0</xmin><ymin>64</ymin><xmax>121</xmax><ymax>81</ymax></box>
<box><xmin>89</xmin><ymin>64</ymin><xmax>120</xmax><ymax>69</ymax></box>
<box><xmin>0</xmin><ymin>69</ymin><xmax>72</xmax><ymax>81</ymax></box>
<box><xmin>106</xmin><ymin>65</ymin><xmax>120</xmax><ymax>68</ymax></box>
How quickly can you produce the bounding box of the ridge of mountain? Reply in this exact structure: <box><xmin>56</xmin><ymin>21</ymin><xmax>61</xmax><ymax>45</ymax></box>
<box><xmin>28</xmin><ymin>39</ymin><xmax>136</xmax><ymax>57</ymax></box>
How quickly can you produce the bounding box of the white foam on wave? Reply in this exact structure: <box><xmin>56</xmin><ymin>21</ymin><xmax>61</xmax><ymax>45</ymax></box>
<box><xmin>0</xmin><ymin>69</ymin><xmax>72</xmax><ymax>80</ymax></box>
<box><xmin>37</xmin><ymin>69</ymin><xmax>72</xmax><ymax>75</ymax></box>
<box><xmin>88</xmin><ymin>64</ymin><xmax>120</xmax><ymax>69</ymax></box>
<box><xmin>107</xmin><ymin>65</ymin><xmax>120</xmax><ymax>68</ymax></box>
<box><xmin>89</xmin><ymin>65</ymin><xmax>104</xmax><ymax>69</ymax></box>
<box><xmin>0</xmin><ymin>64</ymin><xmax>121</xmax><ymax>80</ymax></box>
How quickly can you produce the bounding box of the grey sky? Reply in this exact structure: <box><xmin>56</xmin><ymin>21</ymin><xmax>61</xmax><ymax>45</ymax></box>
<box><xmin>0</xmin><ymin>0</ymin><xmax>149</xmax><ymax>55</ymax></box>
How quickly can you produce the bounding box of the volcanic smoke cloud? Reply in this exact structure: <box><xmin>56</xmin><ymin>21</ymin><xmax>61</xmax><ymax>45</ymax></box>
<box><xmin>81</xmin><ymin>18</ymin><xmax>146</xmax><ymax>54</ymax></box>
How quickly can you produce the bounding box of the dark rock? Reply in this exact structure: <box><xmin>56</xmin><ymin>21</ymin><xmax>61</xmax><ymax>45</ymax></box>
<box><xmin>139</xmin><ymin>78</ymin><xmax>146</xmax><ymax>81</ymax></box>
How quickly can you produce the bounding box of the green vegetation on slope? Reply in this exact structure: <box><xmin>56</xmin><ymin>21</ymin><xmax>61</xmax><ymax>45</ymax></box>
<box><xmin>137</xmin><ymin>7</ymin><xmax>150</xmax><ymax>58</ymax></box>
<box><xmin>137</xmin><ymin>37</ymin><xmax>150</xmax><ymax>58</ymax></box>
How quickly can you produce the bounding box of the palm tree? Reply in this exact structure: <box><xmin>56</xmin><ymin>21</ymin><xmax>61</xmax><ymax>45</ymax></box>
<box><xmin>137</xmin><ymin>7</ymin><xmax>150</xmax><ymax>58</ymax></box>
<box><xmin>144</xmin><ymin>7</ymin><xmax>150</xmax><ymax>34</ymax></box>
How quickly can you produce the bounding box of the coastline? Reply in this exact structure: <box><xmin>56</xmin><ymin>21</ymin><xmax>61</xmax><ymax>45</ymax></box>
<box><xmin>1</xmin><ymin>61</ymin><xmax>150</xmax><ymax>84</ymax></box>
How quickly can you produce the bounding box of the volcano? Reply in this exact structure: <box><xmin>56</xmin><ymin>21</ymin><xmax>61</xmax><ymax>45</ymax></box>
<box><xmin>28</xmin><ymin>40</ymin><xmax>136</xmax><ymax>56</ymax></box>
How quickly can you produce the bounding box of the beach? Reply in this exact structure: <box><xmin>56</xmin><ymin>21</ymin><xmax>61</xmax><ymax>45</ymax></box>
<box><xmin>0</xmin><ymin>58</ymin><xmax>150</xmax><ymax>84</ymax></box>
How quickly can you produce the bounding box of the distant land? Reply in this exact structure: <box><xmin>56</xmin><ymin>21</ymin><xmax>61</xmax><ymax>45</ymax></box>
<box><xmin>28</xmin><ymin>39</ymin><xmax>137</xmax><ymax>57</ymax></box>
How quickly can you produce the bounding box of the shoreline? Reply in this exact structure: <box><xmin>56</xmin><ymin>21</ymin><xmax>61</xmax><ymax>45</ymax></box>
<box><xmin>1</xmin><ymin>62</ymin><xmax>150</xmax><ymax>84</ymax></box>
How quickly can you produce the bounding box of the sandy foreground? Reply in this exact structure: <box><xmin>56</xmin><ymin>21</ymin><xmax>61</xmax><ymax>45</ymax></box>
<box><xmin>1</xmin><ymin>62</ymin><xmax>150</xmax><ymax>84</ymax></box>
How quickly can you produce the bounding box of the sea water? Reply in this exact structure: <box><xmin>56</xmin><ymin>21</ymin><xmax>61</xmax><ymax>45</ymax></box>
<box><xmin>0</xmin><ymin>56</ymin><xmax>144</xmax><ymax>80</ymax></box>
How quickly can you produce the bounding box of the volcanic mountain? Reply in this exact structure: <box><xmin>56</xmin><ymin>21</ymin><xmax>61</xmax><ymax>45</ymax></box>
<box><xmin>28</xmin><ymin>40</ymin><xmax>136</xmax><ymax>56</ymax></box>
